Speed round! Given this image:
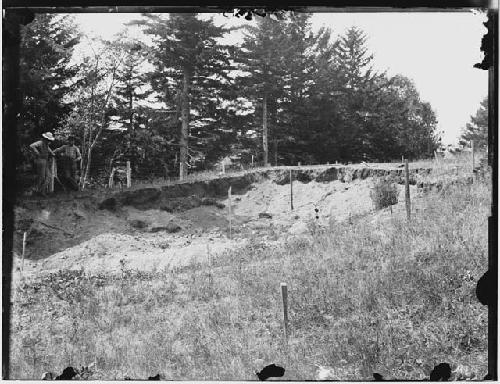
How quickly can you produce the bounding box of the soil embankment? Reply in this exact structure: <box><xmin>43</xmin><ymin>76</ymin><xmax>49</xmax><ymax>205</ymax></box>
<box><xmin>98</xmin><ymin>164</ymin><xmax>430</xmax><ymax>211</ymax></box>
<box><xmin>14</xmin><ymin>164</ymin><xmax>436</xmax><ymax>275</ymax></box>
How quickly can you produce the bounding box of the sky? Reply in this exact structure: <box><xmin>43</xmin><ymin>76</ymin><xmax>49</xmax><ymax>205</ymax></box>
<box><xmin>73</xmin><ymin>11</ymin><xmax>488</xmax><ymax>145</ymax></box>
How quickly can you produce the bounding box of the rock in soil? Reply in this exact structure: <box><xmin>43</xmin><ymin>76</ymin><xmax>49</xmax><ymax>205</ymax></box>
<box><xmin>259</xmin><ymin>212</ymin><xmax>273</xmax><ymax>219</ymax></box>
<box><xmin>98</xmin><ymin>197</ymin><xmax>117</xmax><ymax>211</ymax></box>
<box><xmin>128</xmin><ymin>219</ymin><xmax>148</xmax><ymax>229</ymax></box>
<box><xmin>150</xmin><ymin>222</ymin><xmax>182</xmax><ymax>233</ymax></box>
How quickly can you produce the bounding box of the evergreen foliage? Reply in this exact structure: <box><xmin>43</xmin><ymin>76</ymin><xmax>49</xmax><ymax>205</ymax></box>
<box><xmin>17</xmin><ymin>12</ymin><xmax>442</xmax><ymax>185</ymax></box>
<box><xmin>460</xmin><ymin>97</ymin><xmax>488</xmax><ymax>149</ymax></box>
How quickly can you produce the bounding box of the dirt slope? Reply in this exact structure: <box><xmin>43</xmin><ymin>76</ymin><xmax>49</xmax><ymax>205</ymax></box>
<box><xmin>12</xmin><ymin>164</ymin><xmax>428</xmax><ymax>279</ymax></box>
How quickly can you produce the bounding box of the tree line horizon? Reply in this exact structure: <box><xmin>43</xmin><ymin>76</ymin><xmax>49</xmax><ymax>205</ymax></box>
<box><xmin>18</xmin><ymin>12</ymin><xmax>486</xmax><ymax>185</ymax></box>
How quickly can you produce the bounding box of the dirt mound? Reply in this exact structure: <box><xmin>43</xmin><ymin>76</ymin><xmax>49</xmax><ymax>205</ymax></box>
<box><xmin>17</xmin><ymin>232</ymin><xmax>246</xmax><ymax>276</ymax></box>
<box><xmin>229</xmin><ymin>178</ymin><xmax>418</xmax><ymax>234</ymax></box>
<box><xmin>98</xmin><ymin>165</ymin><xmax>430</xmax><ymax>212</ymax></box>
<box><xmin>13</xmin><ymin>164</ymin><xmax>429</xmax><ymax>266</ymax></box>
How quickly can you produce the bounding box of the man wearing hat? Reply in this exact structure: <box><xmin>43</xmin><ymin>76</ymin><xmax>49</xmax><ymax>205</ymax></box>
<box><xmin>53</xmin><ymin>135</ymin><xmax>81</xmax><ymax>190</ymax></box>
<box><xmin>29</xmin><ymin>132</ymin><xmax>55</xmax><ymax>195</ymax></box>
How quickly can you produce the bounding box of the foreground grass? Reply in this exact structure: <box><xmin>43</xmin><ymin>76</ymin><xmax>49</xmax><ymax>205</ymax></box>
<box><xmin>10</xmin><ymin>173</ymin><xmax>490</xmax><ymax>380</ymax></box>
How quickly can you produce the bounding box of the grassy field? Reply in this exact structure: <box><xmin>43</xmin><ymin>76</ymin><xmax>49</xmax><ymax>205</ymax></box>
<box><xmin>10</xmin><ymin>156</ymin><xmax>490</xmax><ymax>380</ymax></box>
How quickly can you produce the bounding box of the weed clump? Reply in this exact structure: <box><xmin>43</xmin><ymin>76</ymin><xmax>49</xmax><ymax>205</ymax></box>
<box><xmin>370</xmin><ymin>177</ymin><xmax>399</xmax><ymax>210</ymax></box>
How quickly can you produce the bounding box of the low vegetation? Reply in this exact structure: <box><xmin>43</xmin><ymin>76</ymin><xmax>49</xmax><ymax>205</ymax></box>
<box><xmin>370</xmin><ymin>177</ymin><xmax>399</xmax><ymax>210</ymax></box>
<box><xmin>10</xmin><ymin>161</ymin><xmax>490</xmax><ymax>380</ymax></box>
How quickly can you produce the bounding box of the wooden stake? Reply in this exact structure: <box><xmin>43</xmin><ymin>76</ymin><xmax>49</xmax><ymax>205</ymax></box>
<box><xmin>251</xmin><ymin>155</ymin><xmax>254</xmax><ymax>168</ymax></box>
<box><xmin>228</xmin><ymin>186</ymin><xmax>232</xmax><ymax>239</ymax></box>
<box><xmin>280</xmin><ymin>283</ymin><xmax>289</xmax><ymax>343</ymax></box>
<box><xmin>108</xmin><ymin>167</ymin><xmax>116</xmax><ymax>189</ymax></box>
<box><xmin>21</xmin><ymin>232</ymin><xmax>27</xmax><ymax>273</ymax></box>
<box><xmin>405</xmin><ymin>159</ymin><xmax>411</xmax><ymax>221</ymax></box>
<box><xmin>290</xmin><ymin>169</ymin><xmax>294</xmax><ymax>211</ymax></box>
<box><xmin>179</xmin><ymin>158</ymin><xmax>184</xmax><ymax>181</ymax></box>
<box><xmin>126</xmin><ymin>161</ymin><xmax>131</xmax><ymax>188</ymax></box>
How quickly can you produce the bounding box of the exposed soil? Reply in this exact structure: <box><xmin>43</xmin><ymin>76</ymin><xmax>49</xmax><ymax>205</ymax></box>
<box><xmin>12</xmin><ymin>164</ymin><xmax>433</xmax><ymax>280</ymax></box>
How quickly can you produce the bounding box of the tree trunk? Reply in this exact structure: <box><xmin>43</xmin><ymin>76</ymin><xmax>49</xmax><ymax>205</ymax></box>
<box><xmin>81</xmin><ymin>145</ymin><xmax>93</xmax><ymax>190</ymax></box>
<box><xmin>263</xmin><ymin>93</ymin><xmax>268</xmax><ymax>166</ymax></box>
<box><xmin>179</xmin><ymin>68</ymin><xmax>191</xmax><ymax>180</ymax></box>
<box><xmin>129</xmin><ymin>87</ymin><xmax>133</xmax><ymax>130</ymax></box>
<box><xmin>274</xmin><ymin>139</ymin><xmax>278</xmax><ymax>166</ymax></box>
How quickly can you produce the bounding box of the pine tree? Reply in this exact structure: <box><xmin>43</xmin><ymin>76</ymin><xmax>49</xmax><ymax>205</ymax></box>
<box><xmin>332</xmin><ymin>26</ymin><xmax>384</xmax><ymax>161</ymax></box>
<box><xmin>135</xmin><ymin>13</ymin><xmax>235</xmax><ymax>178</ymax></box>
<box><xmin>460</xmin><ymin>97</ymin><xmax>488</xmax><ymax>149</ymax></box>
<box><xmin>19</xmin><ymin>14</ymin><xmax>80</xmax><ymax>161</ymax></box>
<box><xmin>237</xmin><ymin>15</ymin><xmax>290</xmax><ymax>165</ymax></box>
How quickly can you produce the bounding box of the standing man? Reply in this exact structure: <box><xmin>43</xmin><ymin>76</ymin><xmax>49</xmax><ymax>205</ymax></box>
<box><xmin>29</xmin><ymin>132</ymin><xmax>55</xmax><ymax>196</ymax></box>
<box><xmin>53</xmin><ymin>135</ymin><xmax>81</xmax><ymax>190</ymax></box>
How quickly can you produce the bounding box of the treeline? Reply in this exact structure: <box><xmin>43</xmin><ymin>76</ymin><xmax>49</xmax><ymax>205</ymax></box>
<box><xmin>18</xmin><ymin>12</ymin><xmax>440</xmax><ymax>184</ymax></box>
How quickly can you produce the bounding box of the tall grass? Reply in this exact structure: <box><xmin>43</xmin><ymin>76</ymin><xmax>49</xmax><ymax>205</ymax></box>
<box><xmin>10</xmin><ymin>171</ymin><xmax>490</xmax><ymax>380</ymax></box>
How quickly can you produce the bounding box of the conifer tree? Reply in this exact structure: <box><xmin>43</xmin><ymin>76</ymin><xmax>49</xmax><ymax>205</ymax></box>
<box><xmin>135</xmin><ymin>13</ymin><xmax>235</xmax><ymax>178</ymax></box>
<box><xmin>19</xmin><ymin>14</ymin><xmax>80</xmax><ymax>160</ymax></box>
<box><xmin>460</xmin><ymin>97</ymin><xmax>488</xmax><ymax>149</ymax></box>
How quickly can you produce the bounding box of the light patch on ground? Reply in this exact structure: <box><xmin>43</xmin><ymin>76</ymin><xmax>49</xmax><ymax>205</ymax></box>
<box><xmin>16</xmin><ymin>233</ymin><xmax>246</xmax><ymax>278</ymax></box>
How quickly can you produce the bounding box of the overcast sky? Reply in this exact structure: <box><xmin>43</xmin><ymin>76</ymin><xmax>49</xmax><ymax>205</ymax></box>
<box><xmin>73</xmin><ymin>11</ymin><xmax>488</xmax><ymax>145</ymax></box>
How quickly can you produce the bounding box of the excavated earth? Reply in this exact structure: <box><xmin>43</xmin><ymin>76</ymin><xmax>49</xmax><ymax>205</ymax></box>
<box><xmin>13</xmin><ymin>163</ymin><xmax>458</xmax><ymax>280</ymax></box>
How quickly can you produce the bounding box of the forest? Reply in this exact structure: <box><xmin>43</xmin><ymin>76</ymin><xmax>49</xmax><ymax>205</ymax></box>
<box><xmin>18</xmin><ymin>12</ymin><xmax>441</xmax><ymax>185</ymax></box>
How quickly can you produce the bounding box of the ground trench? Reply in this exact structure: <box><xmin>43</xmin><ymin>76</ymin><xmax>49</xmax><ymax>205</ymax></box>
<box><xmin>98</xmin><ymin>165</ymin><xmax>431</xmax><ymax>211</ymax></box>
<box><xmin>15</xmin><ymin>165</ymin><xmax>444</xmax><ymax>263</ymax></box>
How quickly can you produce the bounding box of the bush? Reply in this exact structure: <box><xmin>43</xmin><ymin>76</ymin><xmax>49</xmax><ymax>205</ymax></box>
<box><xmin>370</xmin><ymin>177</ymin><xmax>399</xmax><ymax>209</ymax></box>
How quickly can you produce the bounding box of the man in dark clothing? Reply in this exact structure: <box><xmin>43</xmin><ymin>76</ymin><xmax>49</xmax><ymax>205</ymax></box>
<box><xmin>29</xmin><ymin>132</ymin><xmax>55</xmax><ymax>195</ymax></box>
<box><xmin>54</xmin><ymin>135</ymin><xmax>81</xmax><ymax>190</ymax></box>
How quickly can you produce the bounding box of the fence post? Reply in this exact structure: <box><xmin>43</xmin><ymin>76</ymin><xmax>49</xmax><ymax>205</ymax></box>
<box><xmin>228</xmin><ymin>186</ymin><xmax>232</xmax><ymax>239</ymax></box>
<box><xmin>222</xmin><ymin>162</ymin><xmax>226</xmax><ymax>174</ymax></box>
<box><xmin>251</xmin><ymin>155</ymin><xmax>254</xmax><ymax>168</ymax></box>
<box><xmin>280</xmin><ymin>283</ymin><xmax>289</xmax><ymax>344</ymax></box>
<box><xmin>108</xmin><ymin>167</ymin><xmax>115</xmax><ymax>189</ymax></box>
<box><xmin>471</xmin><ymin>140</ymin><xmax>475</xmax><ymax>173</ymax></box>
<box><xmin>126</xmin><ymin>161</ymin><xmax>131</xmax><ymax>188</ymax></box>
<box><xmin>405</xmin><ymin>158</ymin><xmax>411</xmax><ymax>221</ymax></box>
<box><xmin>21</xmin><ymin>231</ymin><xmax>27</xmax><ymax>274</ymax></box>
<box><xmin>290</xmin><ymin>169</ymin><xmax>294</xmax><ymax>211</ymax></box>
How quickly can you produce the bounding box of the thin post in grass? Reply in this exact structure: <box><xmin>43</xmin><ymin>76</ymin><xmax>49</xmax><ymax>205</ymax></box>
<box><xmin>108</xmin><ymin>167</ymin><xmax>115</xmax><ymax>189</ymax></box>
<box><xmin>290</xmin><ymin>169</ymin><xmax>294</xmax><ymax>211</ymax></box>
<box><xmin>404</xmin><ymin>158</ymin><xmax>411</xmax><ymax>221</ymax></box>
<box><xmin>280</xmin><ymin>283</ymin><xmax>289</xmax><ymax>344</ymax></box>
<box><xmin>126</xmin><ymin>161</ymin><xmax>131</xmax><ymax>188</ymax></box>
<box><xmin>251</xmin><ymin>155</ymin><xmax>254</xmax><ymax>168</ymax></box>
<box><xmin>21</xmin><ymin>231</ymin><xmax>27</xmax><ymax>275</ymax></box>
<box><xmin>228</xmin><ymin>186</ymin><xmax>232</xmax><ymax>239</ymax></box>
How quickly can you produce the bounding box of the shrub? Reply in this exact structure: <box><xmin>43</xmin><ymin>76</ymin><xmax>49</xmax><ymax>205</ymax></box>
<box><xmin>370</xmin><ymin>177</ymin><xmax>399</xmax><ymax>210</ymax></box>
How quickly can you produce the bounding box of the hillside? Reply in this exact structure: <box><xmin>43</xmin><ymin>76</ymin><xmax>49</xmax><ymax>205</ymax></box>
<box><xmin>9</xmin><ymin>158</ymin><xmax>490</xmax><ymax>380</ymax></box>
